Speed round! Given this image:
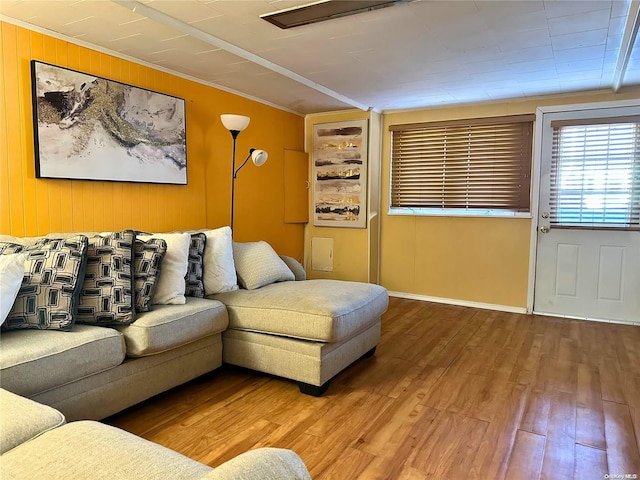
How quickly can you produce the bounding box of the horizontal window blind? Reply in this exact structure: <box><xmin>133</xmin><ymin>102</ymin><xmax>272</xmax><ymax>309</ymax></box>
<box><xmin>550</xmin><ymin>120</ymin><xmax>640</xmax><ymax>230</ymax></box>
<box><xmin>390</xmin><ymin>115</ymin><xmax>533</xmax><ymax>212</ymax></box>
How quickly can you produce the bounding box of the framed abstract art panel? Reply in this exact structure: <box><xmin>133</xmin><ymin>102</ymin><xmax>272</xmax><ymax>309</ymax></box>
<box><xmin>31</xmin><ymin>61</ymin><xmax>187</xmax><ymax>185</ymax></box>
<box><xmin>312</xmin><ymin>119</ymin><xmax>368</xmax><ymax>228</ymax></box>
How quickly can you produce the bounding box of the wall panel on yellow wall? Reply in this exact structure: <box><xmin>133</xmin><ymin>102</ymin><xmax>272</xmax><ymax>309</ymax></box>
<box><xmin>284</xmin><ymin>149</ymin><xmax>309</xmax><ymax>224</ymax></box>
<box><xmin>0</xmin><ymin>20</ymin><xmax>305</xmax><ymax>260</ymax></box>
<box><xmin>305</xmin><ymin>110</ymin><xmax>374</xmax><ymax>283</ymax></box>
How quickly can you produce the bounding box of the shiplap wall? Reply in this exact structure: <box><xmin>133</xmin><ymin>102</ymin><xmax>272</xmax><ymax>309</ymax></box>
<box><xmin>1</xmin><ymin>21</ymin><xmax>305</xmax><ymax>259</ymax></box>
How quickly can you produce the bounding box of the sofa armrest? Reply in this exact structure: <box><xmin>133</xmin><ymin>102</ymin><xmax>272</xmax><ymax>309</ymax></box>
<box><xmin>0</xmin><ymin>389</ymin><xmax>65</xmax><ymax>454</ymax></box>
<box><xmin>279</xmin><ymin>256</ymin><xmax>306</xmax><ymax>281</ymax></box>
<box><xmin>201</xmin><ymin>448</ymin><xmax>311</xmax><ymax>480</ymax></box>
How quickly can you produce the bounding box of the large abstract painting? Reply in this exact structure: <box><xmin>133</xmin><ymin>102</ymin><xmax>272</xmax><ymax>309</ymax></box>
<box><xmin>313</xmin><ymin>119</ymin><xmax>368</xmax><ymax>228</ymax></box>
<box><xmin>31</xmin><ymin>61</ymin><xmax>187</xmax><ymax>184</ymax></box>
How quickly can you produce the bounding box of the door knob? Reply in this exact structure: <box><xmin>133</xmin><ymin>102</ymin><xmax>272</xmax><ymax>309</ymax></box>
<box><xmin>541</xmin><ymin>212</ymin><xmax>549</xmax><ymax>219</ymax></box>
<box><xmin>540</xmin><ymin>226</ymin><xmax>550</xmax><ymax>233</ymax></box>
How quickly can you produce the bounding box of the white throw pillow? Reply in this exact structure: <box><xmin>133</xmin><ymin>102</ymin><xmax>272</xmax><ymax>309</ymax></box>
<box><xmin>200</xmin><ymin>227</ymin><xmax>238</xmax><ymax>295</ymax></box>
<box><xmin>138</xmin><ymin>232</ymin><xmax>190</xmax><ymax>305</ymax></box>
<box><xmin>233</xmin><ymin>241</ymin><xmax>295</xmax><ymax>290</ymax></box>
<box><xmin>0</xmin><ymin>253</ymin><xmax>27</xmax><ymax>326</ymax></box>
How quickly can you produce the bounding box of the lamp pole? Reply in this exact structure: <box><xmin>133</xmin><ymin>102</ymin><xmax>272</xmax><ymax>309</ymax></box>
<box><xmin>229</xmin><ymin>129</ymin><xmax>240</xmax><ymax>232</ymax></box>
<box><xmin>220</xmin><ymin>114</ymin><xmax>267</xmax><ymax>234</ymax></box>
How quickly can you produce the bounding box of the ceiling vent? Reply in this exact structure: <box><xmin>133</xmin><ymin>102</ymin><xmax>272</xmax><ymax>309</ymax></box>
<box><xmin>261</xmin><ymin>0</ymin><xmax>410</xmax><ymax>29</ymax></box>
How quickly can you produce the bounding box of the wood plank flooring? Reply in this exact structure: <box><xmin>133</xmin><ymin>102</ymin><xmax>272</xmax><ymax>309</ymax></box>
<box><xmin>107</xmin><ymin>297</ymin><xmax>640</xmax><ymax>479</ymax></box>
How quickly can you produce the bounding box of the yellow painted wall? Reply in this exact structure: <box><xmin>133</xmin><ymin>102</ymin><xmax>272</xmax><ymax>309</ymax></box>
<box><xmin>0</xmin><ymin>21</ymin><xmax>305</xmax><ymax>260</ymax></box>
<box><xmin>381</xmin><ymin>88</ymin><xmax>640</xmax><ymax>308</ymax></box>
<box><xmin>305</xmin><ymin>110</ymin><xmax>372</xmax><ymax>282</ymax></box>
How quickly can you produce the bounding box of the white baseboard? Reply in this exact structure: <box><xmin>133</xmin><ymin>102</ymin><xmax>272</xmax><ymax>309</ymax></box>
<box><xmin>388</xmin><ymin>291</ymin><xmax>528</xmax><ymax>314</ymax></box>
<box><xmin>532</xmin><ymin>310</ymin><xmax>640</xmax><ymax>326</ymax></box>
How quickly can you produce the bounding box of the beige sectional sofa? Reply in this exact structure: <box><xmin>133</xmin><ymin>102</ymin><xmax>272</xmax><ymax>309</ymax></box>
<box><xmin>0</xmin><ymin>229</ymin><xmax>388</xmax><ymax>416</ymax></box>
<box><xmin>0</xmin><ymin>389</ymin><xmax>311</xmax><ymax>479</ymax></box>
<box><xmin>0</xmin><ymin>228</ymin><xmax>388</xmax><ymax>477</ymax></box>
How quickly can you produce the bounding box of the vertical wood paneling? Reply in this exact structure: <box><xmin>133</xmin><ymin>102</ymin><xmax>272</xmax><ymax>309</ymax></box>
<box><xmin>1</xmin><ymin>20</ymin><xmax>304</xmax><ymax>260</ymax></box>
<box><xmin>16</xmin><ymin>25</ymin><xmax>37</xmax><ymax>236</ymax></box>
<box><xmin>55</xmin><ymin>38</ymin><xmax>73</xmax><ymax>233</ymax></box>
<box><xmin>121</xmin><ymin>184</ymin><xmax>133</xmax><ymax>230</ymax></box>
<box><xmin>28</xmin><ymin>32</ymin><xmax>45</xmax><ymax>233</ymax></box>
<box><xmin>0</xmin><ymin>22</ymin><xmax>12</xmax><ymax>234</ymax></box>
<box><xmin>41</xmin><ymin>34</ymin><xmax>60</xmax><ymax>233</ymax></box>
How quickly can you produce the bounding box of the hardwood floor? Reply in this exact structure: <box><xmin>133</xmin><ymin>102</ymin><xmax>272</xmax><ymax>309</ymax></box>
<box><xmin>107</xmin><ymin>297</ymin><xmax>640</xmax><ymax>479</ymax></box>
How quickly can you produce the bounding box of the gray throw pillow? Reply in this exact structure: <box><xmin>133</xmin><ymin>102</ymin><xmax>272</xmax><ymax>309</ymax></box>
<box><xmin>0</xmin><ymin>235</ymin><xmax>89</xmax><ymax>331</ymax></box>
<box><xmin>76</xmin><ymin>231</ymin><xmax>136</xmax><ymax>326</ymax></box>
<box><xmin>279</xmin><ymin>255</ymin><xmax>306</xmax><ymax>281</ymax></box>
<box><xmin>233</xmin><ymin>241</ymin><xmax>295</xmax><ymax>290</ymax></box>
<box><xmin>185</xmin><ymin>233</ymin><xmax>206</xmax><ymax>298</ymax></box>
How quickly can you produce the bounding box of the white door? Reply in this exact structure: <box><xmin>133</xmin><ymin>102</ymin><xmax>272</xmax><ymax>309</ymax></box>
<box><xmin>534</xmin><ymin>103</ymin><xmax>640</xmax><ymax>323</ymax></box>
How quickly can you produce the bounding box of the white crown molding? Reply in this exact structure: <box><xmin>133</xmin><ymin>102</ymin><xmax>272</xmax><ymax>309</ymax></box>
<box><xmin>0</xmin><ymin>14</ymin><xmax>305</xmax><ymax>116</ymax></box>
<box><xmin>612</xmin><ymin>0</ymin><xmax>640</xmax><ymax>92</ymax></box>
<box><xmin>112</xmin><ymin>0</ymin><xmax>370</xmax><ymax>112</ymax></box>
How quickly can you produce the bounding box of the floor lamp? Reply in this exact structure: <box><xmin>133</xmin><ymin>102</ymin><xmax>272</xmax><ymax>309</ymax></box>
<box><xmin>220</xmin><ymin>114</ymin><xmax>268</xmax><ymax>232</ymax></box>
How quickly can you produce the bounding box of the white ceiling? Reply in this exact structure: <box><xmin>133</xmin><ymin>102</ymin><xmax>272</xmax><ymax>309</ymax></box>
<box><xmin>1</xmin><ymin>0</ymin><xmax>639</xmax><ymax>115</ymax></box>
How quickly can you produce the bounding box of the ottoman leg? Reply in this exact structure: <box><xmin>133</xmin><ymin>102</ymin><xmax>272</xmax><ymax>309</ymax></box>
<box><xmin>298</xmin><ymin>380</ymin><xmax>330</xmax><ymax>397</ymax></box>
<box><xmin>361</xmin><ymin>346</ymin><xmax>377</xmax><ymax>359</ymax></box>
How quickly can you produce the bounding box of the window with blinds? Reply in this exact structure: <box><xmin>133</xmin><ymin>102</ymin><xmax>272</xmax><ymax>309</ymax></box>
<box><xmin>389</xmin><ymin>115</ymin><xmax>534</xmax><ymax>215</ymax></box>
<box><xmin>550</xmin><ymin>119</ymin><xmax>640</xmax><ymax>230</ymax></box>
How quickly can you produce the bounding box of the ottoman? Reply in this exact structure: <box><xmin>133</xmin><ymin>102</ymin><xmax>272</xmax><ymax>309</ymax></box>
<box><xmin>210</xmin><ymin>279</ymin><xmax>388</xmax><ymax>395</ymax></box>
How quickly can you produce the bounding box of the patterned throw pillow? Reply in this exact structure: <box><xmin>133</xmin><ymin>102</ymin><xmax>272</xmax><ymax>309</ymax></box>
<box><xmin>133</xmin><ymin>238</ymin><xmax>167</xmax><ymax>312</ymax></box>
<box><xmin>0</xmin><ymin>236</ymin><xmax>89</xmax><ymax>331</ymax></box>
<box><xmin>185</xmin><ymin>233</ymin><xmax>206</xmax><ymax>298</ymax></box>
<box><xmin>76</xmin><ymin>231</ymin><xmax>135</xmax><ymax>326</ymax></box>
<box><xmin>0</xmin><ymin>244</ymin><xmax>23</xmax><ymax>255</ymax></box>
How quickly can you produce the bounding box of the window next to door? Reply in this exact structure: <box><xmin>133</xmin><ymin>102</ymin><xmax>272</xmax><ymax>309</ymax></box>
<box><xmin>550</xmin><ymin>119</ymin><xmax>640</xmax><ymax>231</ymax></box>
<box><xmin>389</xmin><ymin>114</ymin><xmax>535</xmax><ymax>218</ymax></box>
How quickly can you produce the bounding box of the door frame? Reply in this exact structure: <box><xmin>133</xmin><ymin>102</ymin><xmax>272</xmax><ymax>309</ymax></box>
<box><xmin>526</xmin><ymin>98</ymin><xmax>640</xmax><ymax>315</ymax></box>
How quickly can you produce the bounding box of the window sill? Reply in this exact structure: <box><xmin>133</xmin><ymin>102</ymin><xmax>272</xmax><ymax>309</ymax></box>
<box><xmin>388</xmin><ymin>207</ymin><xmax>532</xmax><ymax>219</ymax></box>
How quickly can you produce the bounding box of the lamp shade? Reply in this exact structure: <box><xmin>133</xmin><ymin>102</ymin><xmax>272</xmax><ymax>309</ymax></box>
<box><xmin>221</xmin><ymin>114</ymin><xmax>250</xmax><ymax>132</ymax></box>
<box><xmin>251</xmin><ymin>149</ymin><xmax>268</xmax><ymax>166</ymax></box>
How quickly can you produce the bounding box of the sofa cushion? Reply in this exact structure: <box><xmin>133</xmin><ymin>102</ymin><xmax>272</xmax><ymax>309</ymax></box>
<box><xmin>77</xmin><ymin>231</ymin><xmax>136</xmax><ymax>326</ymax></box>
<box><xmin>138</xmin><ymin>232</ymin><xmax>190</xmax><ymax>305</ymax></box>
<box><xmin>0</xmin><ymin>236</ymin><xmax>89</xmax><ymax>331</ymax></box>
<box><xmin>233</xmin><ymin>241</ymin><xmax>295</xmax><ymax>290</ymax></box>
<box><xmin>0</xmin><ymin>388</ymin><xmax>66</xmax><ymax>454</ymax></box>
<box><xmin>210</xmin><ymin>280</ymin><xmax>388</xmax><ymax>343</ymax></box>
<box><xmin>190</xmin><ymin>227</ymin><xmax>238</xmax><ymax>295</ymax></box>
<box><xmin>133</xmin><ymin>238</ymin><xmax>167</xmax><ymax>312</ymax></box>
<box><xmin>0</xmin><ymin>325</ymin><xmax>126</xmax><ymax>397</ymax></box>
<box><xmin>0</xmin><ymin>421</ymin><xmax>212</xmax><ymax>480</ymax></box>
<box><xmin>115</xmin><ymin>297</ymin><xmax>229</xmax><ymax>357</ymax></box>
<box><xmin>185</xmin><ymin>233</ymin><xmax>206</xmax><ymax>298</ymax></box>
<box><xmin>0</xmin><ymin>253</ymin><xmax>27</xmax><ymax>327</ymax></box>
<box><xmin>203</xmin><ymin>448</ymin><xmax>311</xmax><ymax>480</ymax></box>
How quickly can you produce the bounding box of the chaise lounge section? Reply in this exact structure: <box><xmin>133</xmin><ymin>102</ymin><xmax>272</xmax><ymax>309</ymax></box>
<box><xmin>213</xmin><ymin>279</ymin><xmax>388</xmax><ymax>395</ymax></box>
